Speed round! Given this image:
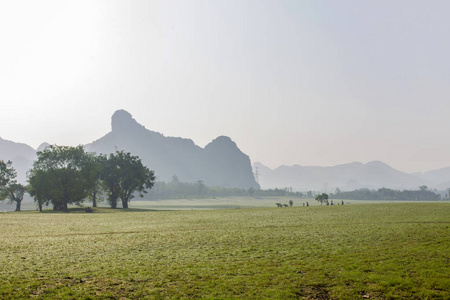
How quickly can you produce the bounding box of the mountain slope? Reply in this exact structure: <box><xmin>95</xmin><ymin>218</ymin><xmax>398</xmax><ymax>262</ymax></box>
<box><xmin>0</xmin><ymin>137</ymin><xmax>36</xmax><ymax>183</ymax></box>
<box><xmin>415</xmin><ymin>167</ymin><xmax>450</xmax><ymax>190</ymax></box>
<box><xmin>85</xmin><ymin>110</ymin><xmax>259</xmax><ymax>189</ymax></box>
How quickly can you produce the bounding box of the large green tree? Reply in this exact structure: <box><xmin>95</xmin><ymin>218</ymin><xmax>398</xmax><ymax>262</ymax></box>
<box><xmin>101</xmin><ymin>151</ymin><xmax>155</xmax><ymax>209</ymax></box>
<box><xmin>28</xmin><ymin>145</ymin><xmax>92</xmax><ymax>211</ymax></box>
<box><xmin>2</xmin><ymin>183</ymin><xmax>26</xmax><ymax>211</ymax></box>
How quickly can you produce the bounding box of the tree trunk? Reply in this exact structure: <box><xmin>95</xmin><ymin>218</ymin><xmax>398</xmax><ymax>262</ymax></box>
<box><xmin>15</xmin><ymin>199</ymin><xmax>22</xmax><ymax>211</ymax></box>
<box><xmin>92</xmin><ymin>191</ymin><xmax>97</xmax><ymax>208</ymax></box>
<box><xmin>121</xmin><ymin>198</ymin><xmax>128</xmax><ymax>209</ymax></box>
<box><xmin>53</xmin><ymin>202</ymin><xmax>61</xmax><ymax>211</ymax></box>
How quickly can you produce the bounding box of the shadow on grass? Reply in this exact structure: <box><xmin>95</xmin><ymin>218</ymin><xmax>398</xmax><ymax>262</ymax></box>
<box><xmin>38</xmin><ymin>207</ymin><xmax>158</xmax><ymax>214</ymax></box>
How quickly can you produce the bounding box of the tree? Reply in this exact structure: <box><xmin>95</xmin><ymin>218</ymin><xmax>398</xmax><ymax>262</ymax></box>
<box><xmin>248</xmin><ymin>187</ymin><xmax>255</xmax><ymax>197</ymax></box>
<box><xmin>0</xmin><ymin>160</ymin><xmax>26</xmax><ymax>211</ymax></box>
<box><xmin>315</xmin><ymin>193</ymin><xmax>328</xmax><ymax>205</ymax></box>
<box><xmin>171</xmin><ymin>175</ymin><xmax>180</xmax><ymax>183</ymax></box>
<box><xmin>28</xmin><ymin>169</ymin><xmax>48</xmax><ymax>212</ymax></box>
<box><xmin>2</xmin><ymin>183</ymin><xmax>26</xmax><ymax>211</ymax></box>
<box><xmin>28</xmin><ymin>145</ymin><xmax>91</xmax><ymax>211</ymax></box>
<box><xmin>197</xmin><ymin>180</ymin><xmax>205</xmax><ymax>196</ymax></box>
<box><xmin>101</xmin><ymin>151</ymin><xmax>155</xmax><ymax>209</ymax></box>
<box><xmin>419</xmin><ymin>185</ymin><xmax>428</xmax><ymax>192</ymax></box>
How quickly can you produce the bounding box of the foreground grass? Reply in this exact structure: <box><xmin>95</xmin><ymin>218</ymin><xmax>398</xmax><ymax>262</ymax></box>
<box><xmin>0</xmin><ymin>203</ymin><xmax>449</xmax><ymax>299</ymax></box>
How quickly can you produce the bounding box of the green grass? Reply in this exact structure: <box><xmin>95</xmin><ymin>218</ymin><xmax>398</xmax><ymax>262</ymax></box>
<box><xmin>0</xmin><ymin>203</ymin><xmax>449</xmax><ymax>299</ymax></box>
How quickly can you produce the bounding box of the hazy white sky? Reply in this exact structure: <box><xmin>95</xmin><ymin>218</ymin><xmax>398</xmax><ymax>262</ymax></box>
<box><xmin>1</xmin><ymin>0</ymin><xmax>449</xmax><ymax>173</ymax></box>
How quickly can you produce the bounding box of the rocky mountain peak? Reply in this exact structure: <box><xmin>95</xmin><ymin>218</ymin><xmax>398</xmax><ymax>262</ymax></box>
<box><xmin>205</xmin><ymin>136</ymin><xmax>238</xmax><ymax>152</ymax></box>
<box><xmin>111</xmin><ymin>109</ymin><xmax>144</xmax><ymax>133</ymax></box>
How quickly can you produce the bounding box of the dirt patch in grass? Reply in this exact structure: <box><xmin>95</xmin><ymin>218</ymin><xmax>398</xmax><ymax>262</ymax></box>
<box><xmin>297</xmin><ymin>285</ymin><xmax>330</xmax><ymax>300</ymax></box>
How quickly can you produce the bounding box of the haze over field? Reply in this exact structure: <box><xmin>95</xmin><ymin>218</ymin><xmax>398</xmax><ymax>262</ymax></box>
<box><xmin>1</xmin><ymin>1</ymin><xmax>450</xmax><ymax>174</ymax></box>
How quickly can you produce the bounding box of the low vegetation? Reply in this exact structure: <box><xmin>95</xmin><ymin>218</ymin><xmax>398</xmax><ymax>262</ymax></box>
<box><xmin>332</xmin><ymin>186</ymin><xmax>441</xmax><ymax>201</ymax></box>
<box><xmin>0</xmin><ymin>203</ymin><xmax>448</xmax><ymax>299</ymax></box>
<box><xmin>146</xmin><ymin>179</ymin><xmax>307</xmax><ymax>200</ymax></box>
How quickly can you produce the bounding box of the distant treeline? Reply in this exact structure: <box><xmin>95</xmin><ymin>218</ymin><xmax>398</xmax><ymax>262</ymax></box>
<box><xmin>147</xmin><ymin>181</ymin><xmax>443</xmax><ymax>201</ymax></box>
<box><xmin>331</xmin><ymin>187</ymin><xmax>441</xmax><ymax>201</ymax></box>
<box><xmin>146</xmin><ymin>178</ymin><xmax>308</xmax><ymax>199</ymax></box>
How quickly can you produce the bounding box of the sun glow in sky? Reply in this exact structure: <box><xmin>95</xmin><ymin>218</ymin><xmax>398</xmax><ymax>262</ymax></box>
<box><xmin>1</xmin><ymin>0</ymin><xmax>450</xmax><ymax>173</ymax></box>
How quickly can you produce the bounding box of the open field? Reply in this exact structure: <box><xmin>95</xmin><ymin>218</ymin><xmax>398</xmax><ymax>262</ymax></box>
<box><xmin>128</xmin><ymin>197</ymin><xmax>448</xmax><ymax>210</ymax></box>
<box><xmin>4</xmin><ymin>196</ymin><xmax>314</xmax><ymax>212</ymax></box>
<box><xmin>0</xmin><ymin>203</ymin><xmax>449</xmax><ymax>299</ymax></box>
<box><xmin>3</xmin><ymin>195</ymin><xmax>446</xmax><ymax>212</ymax></box>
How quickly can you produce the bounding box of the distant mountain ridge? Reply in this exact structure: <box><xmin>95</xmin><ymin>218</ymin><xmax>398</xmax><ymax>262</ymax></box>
<box><xmin>85</xmin><ymin>110</ymin><xmax>259</xmax><ymax>189</ymax></box>
<box><xmin>252</xmin><ymin>161</ymin><xmax>446</xmax><ymax>192</ymax></box>
<box><xmin>0</xmin><ymin>111</ymin><xmax>259</xmax><ymax>189</ymax></box>
<box><xmin>2</xmin><ymin>110</ymin><xmax>450</xmax><ymax>191</ymax></box>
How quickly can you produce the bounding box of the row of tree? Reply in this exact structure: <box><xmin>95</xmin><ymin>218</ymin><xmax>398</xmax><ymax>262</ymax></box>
<box><xmin>1</xmin><ymin>145</ymin><xmax>155</xmax><ymax>211</ymax></box>
<box><xmin>145</xmin><ymin>179</ymin><xmax>309</xmax><ymax>199</ymax></box>
<box><xmin>330</xmin><ymin>187</ymin><xmax>441</xmax><ymax>201</ymax></box>
<box><xmin>1</xmin><ymin>155</ymin><xmax>311</xmax><ymax>210</ymax></box>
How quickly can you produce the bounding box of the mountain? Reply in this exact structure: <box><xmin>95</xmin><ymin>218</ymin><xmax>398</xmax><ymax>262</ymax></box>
<box><xmin>415</xmin><ymin>167</ymin><xmax>450</xmax><ymax>190</ymax></box>
<box><xmin>253</xmin><ymin>161</ymin><xmax>429</xmax><ymax>191</ymax></box>
<box><xmin>0</xmin><ymin>137</ymin><xmax>36</xmax><ymax>183</ymax></box>
<box><xmin>85</xmin><ymin>110</ymin><xmax>259</xmax><ymax>189</ymax></box>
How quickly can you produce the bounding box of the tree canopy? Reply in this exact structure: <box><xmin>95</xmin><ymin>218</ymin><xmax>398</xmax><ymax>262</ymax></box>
<box><xmin>28</xmin><ymin>145</ymin><xmax>92</xmax><ymax>211</ymax></box>
<box><xmin>101</xmin><ymin>151</ymin><xmax>155</xmax><ymax>209</ymax></box>
<box><xmin>315</xmin><ymin>193</ymin><xmax>329</xmax><ymax>205</ymax></box>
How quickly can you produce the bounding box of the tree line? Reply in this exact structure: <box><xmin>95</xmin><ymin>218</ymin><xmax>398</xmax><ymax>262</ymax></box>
<box><xmin>146</xmin><ymin>180</ymin><xmax>308</xmax><ymax>200</ymax></box>
<box><xmin>1</xmin><ymin>145</ymin><xmax>155</xmax><ymax>211</ymax></box>
<box><xmin>330</xmin><ymin>186</ymin><xmax>441</xmax><ymax>201</ymax></box>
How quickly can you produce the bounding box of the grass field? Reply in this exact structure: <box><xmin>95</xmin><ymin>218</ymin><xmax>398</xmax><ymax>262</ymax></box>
<box><xmin>0</xmin><ymin>203</ymin><xmax>449</xmax><ymax>299</ymax></box>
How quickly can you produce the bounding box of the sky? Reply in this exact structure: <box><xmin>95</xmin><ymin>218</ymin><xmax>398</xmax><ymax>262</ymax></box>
<box><xmin>1</xmin><ymin>0</ymin><xmax>450</xmax><ymax>174</ymax></box>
